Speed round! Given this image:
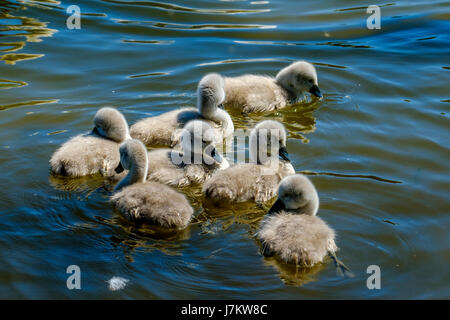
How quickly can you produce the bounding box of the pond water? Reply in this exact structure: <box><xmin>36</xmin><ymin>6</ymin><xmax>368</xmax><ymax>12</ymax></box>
<box><xmin>0</xmin><ymin>0</ymin><xmax>449</xmax><ymax>299</ymax></box>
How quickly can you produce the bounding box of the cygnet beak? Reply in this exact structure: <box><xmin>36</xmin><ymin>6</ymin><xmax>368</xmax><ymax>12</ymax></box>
<box><xmin>278</xmin><ymin>146</ymin><xmax>290</xmax><ymax>162</ymax></box>
<box><xmin>210</xmin><ymin>147</ymin><xmax>223</xmax><ymax>163</ymax></box>
<box><xmin>268</xmin><ymin>198</ymin><xmax>286</xmax><ymax>215</ymax></box>
<box><xmin>115</xmin><ymin>162</ymin><xmax>125</xmax><ymax>174</ymax></box>
<box><xmin>92</xmin><ymin>127</ymin><xmax>100</xmax><ymax>136</ymax></box>
<box><xmin>309</xmin><ymin>85</ymin><xmax>322</xmax><ymax>98</ymax></box>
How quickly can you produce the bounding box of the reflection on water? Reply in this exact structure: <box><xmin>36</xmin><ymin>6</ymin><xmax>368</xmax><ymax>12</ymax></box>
<box><xmin>105</xmin><ymin>215</ymin><xmax>192</xmax><ymax>266</ymax></box>
<box><xmin>103</xmin><ymin>0</ymin><xmax>271</xmax><ymax>14</ymax></box>
<box><xmin>0</xmin><ymin>78</ymin><xmax>27</xmax><ymax>88</ymax></box>
<box><xmin>263</xmin><ymin>256</ymin><xmax>326</xmax><ymax>286</ymax></box>
<box><xmin>226</xmin><ymin>99</ymin><xmax>319</xmax><ymax>144</ymax></box>
<box><xmin>0</xmin><ymin>98</ymin><xmax>58</xmax><ymax>111</ymax></box>
<box><xmin>300</xmin><ymin>170</ymin><xmax>403</xmax><ymax>185</ymax></box>
<box><xmin>113</xmin><ymin>18</ymin><xmax>276</xmax><ymax>30</ymax></box>
<box><xmin>122</xmin><ymin>39</ymin><xmax>174</xmax><ymax>45</ymax></box>
<box><xmin>198</xmin><ymin>57</ymin><xmax>289</xmax><ymax>67</ymax></box>
<box><xmin>0</xmin><ymin>1</ymin><xmax>57</xmax><ymax>64</ymax></box>
<box><xmin>128</xmin><ymin>71</ymin><xmax>170</xmax><ymax>78</ymax></box>
<box><xmin>48</xmin><ymin>173</ymin><xmax>107</xmax><ymax>195</ymax></box>
<box><xmin>317</xmin><ymin>41</ymin><xmax>372</xmax><ymax>49</ymax></box>
<box><xmin>112</xmin><ymin>223</ymin><xmax>192</xmax><ymax>246</ymax></box>
<box><xmin>1</xmin><ymin>52</ymin><xmax>43</xmax><ymax>64</ymax></box>
<box><xmin>0</xmin><ymin>41</ymin><xmax>25</xmax><ymax>53</ymax></box>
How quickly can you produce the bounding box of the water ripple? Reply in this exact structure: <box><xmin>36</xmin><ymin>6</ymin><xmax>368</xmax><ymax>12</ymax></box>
<box><xmin>300</xmin><ymin>170</ymin><xmax>402</xmax><ymax>184</ymax></box>
<box><xmin>335</xmin><ymin>3</ymin><xmax>395</xmax><ymax>12</ymax></box>
<box><xmin>235</xmin><ymin>40</ymin><xmax>305</xmax><ymax>46</ymax></box>
<box><xmin>128</xmin><ymin>71</ymin><xmax>170</xmax><ymax>78</ymax></box>
<box><xmin>316</xmin><ymin>41</ymin><xmax>371</xmax><ymax>49</ymax></box>
<box><xmin>113</xmin><ymin>18</ymin><xmax>276</xmax><ymax>30</ymax></box>
<box><xmin>198</xmin><ymin>57</ymin><xmax>286</xmax><ymax>67</ymax></box>
<box><xmin>103</xmin><ymin>0</ymin><xmax>270</xmax><ymax>14</ymax></box>
<box><xmin>0</xmin><ymin>41</ymin><xmax>25</xmax><ymax>52</ymax></box>
<box><xmin>0</xmin><ymin>78</ymin><xmax>27</xmax><ymax>89</ymax></box>
<box><xmin>122</xmin><ymin>39</ymin><xmax>174</xmax><ymax>45</ymax></box>
<box><xmin>0</xmin><ymin>99</ymin><xmax>58</xmax><ymax>111</ymax></box>
<box><xmin>1</xmin><ymin>53</ymin><xmax>43</xmax><ymax>64</ymax></box>
<box><xmin>0</xmin><ymin>9</ymin><xmax>57</xmax><ymax>64</ymax></box>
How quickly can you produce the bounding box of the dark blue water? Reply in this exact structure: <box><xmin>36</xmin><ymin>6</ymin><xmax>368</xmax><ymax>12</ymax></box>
<box><xmin>0</xmin><ymin>0</ymin><xmax>449</xmax><ymax>299</ymax></box>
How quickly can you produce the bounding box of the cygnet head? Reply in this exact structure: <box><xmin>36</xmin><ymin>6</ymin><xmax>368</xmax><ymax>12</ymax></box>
<box><xmin>179</xmin><ymin>120</ymin><xmax>224</xmax><ymax>166</ymax></box>
<box><xmin>275</xmin><ymin>61</ymin><xmax>321</xmax><ymax>98</ymax></box>
<box><xmin>114</xmin><ymin>139</ymin><xmax>148</xmax><ymax>179</ymax></box>
<box><xmin>269</xmin><ymin>174</ymin><xmax>319</xmax><ymax>216</ymax></box>
<box><xmin>249</xmin><ymin>120</ymin><xmax>290</xmax><ymax>165</ymax></box>
<box><xmin>93</xmin><ymin>107</ymin><xmax>131</xmax><ymax>143</ymax></box>
<box><xmin>197</xmin><ymin>73</ymin><xmax>226</xmax><ymax>117</ymax></box>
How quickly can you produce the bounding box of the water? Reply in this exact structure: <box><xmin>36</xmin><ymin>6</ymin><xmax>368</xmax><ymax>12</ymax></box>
<box><xmin>0</xmin><ymin>0</ymin><xmax>449</xmax><ymax>299</ymax></box>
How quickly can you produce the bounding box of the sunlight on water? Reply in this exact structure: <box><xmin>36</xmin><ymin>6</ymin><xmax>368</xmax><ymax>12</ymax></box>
<box><xmin>0</xmin><ymin>8</ymin><xmax>57</xmax><ymax>64</ymax></box>
<box><xmin>0</xmin><ymin>78</ymin><xmax>27</xmax><ymax>89</ymax></box>
<box><xmin>113</xmin><ymin>18</ymin><xmax>277</xmax><ymax>30</ymax></box>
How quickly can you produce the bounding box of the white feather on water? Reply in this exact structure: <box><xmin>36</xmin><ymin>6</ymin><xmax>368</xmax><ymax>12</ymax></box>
<box><xmin>107</xmin><ymin>277</ymin><xmax>129</xmax><ymax>291</ymax></box>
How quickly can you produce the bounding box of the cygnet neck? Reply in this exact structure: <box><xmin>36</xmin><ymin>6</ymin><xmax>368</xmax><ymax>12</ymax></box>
<box><xmin>115</xmin><ymin>157</ymin><xmax>148</xmax><ymax>191</ymax></box>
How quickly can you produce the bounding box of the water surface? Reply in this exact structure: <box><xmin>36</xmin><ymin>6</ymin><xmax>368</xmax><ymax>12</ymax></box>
<box><xmin>0</xmin><ymin>0</ymin><xmax>449</xmax><ymax>299</ymax></box>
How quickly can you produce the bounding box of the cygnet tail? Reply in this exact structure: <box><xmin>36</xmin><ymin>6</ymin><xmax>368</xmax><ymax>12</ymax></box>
<box><xmin>205</xmin><ymin>186</ymin><xmax>230</xmax><ymax>201</ymax></box>
<box><xmin>50</xmin><ymin>159</ymin><xmax>68</xmax><ymax>176</ymax></box>
<box><xmin>328</xmin><ymin>251</ymin><xmax>354</xmax><ymax>278</ymax></box>
<box><xmin>261</xmin><ymin>242</ymin><xmax>275</xmax><ymax>257</ymax></box>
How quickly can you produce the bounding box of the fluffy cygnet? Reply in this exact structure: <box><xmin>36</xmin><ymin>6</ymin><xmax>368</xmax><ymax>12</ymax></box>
<box><xmin>145</xmin><ymin>120</ymin><xmax>229</xmax><ymax>187</ymax></box>
<box><xmin>49</xmin><ymin>107</ymin><xmax>130</xmax><ymax>177</ymax></box>
<box><xmin>202</xmin><ymin>120</ymin><xmax>295</xmax><ymax>204</ymax></box>
<box><xmin>130</xmin><ymin>73</ymin><xmax>234</xmax><ymax>147</ymax></box>
<box><xmin>257</xmin><ymin>174</ymin><xmax>350</xmax><ymax>274</ymax></box>
<box><xmin>224</xmin><ymin>61</ymin><xmax>321</xmax><ymax>113</ymax></box>
<box><xmin>111</xmin><ymin>139</ymin><xmax>193</xmax><ymax>229</ymax></box>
